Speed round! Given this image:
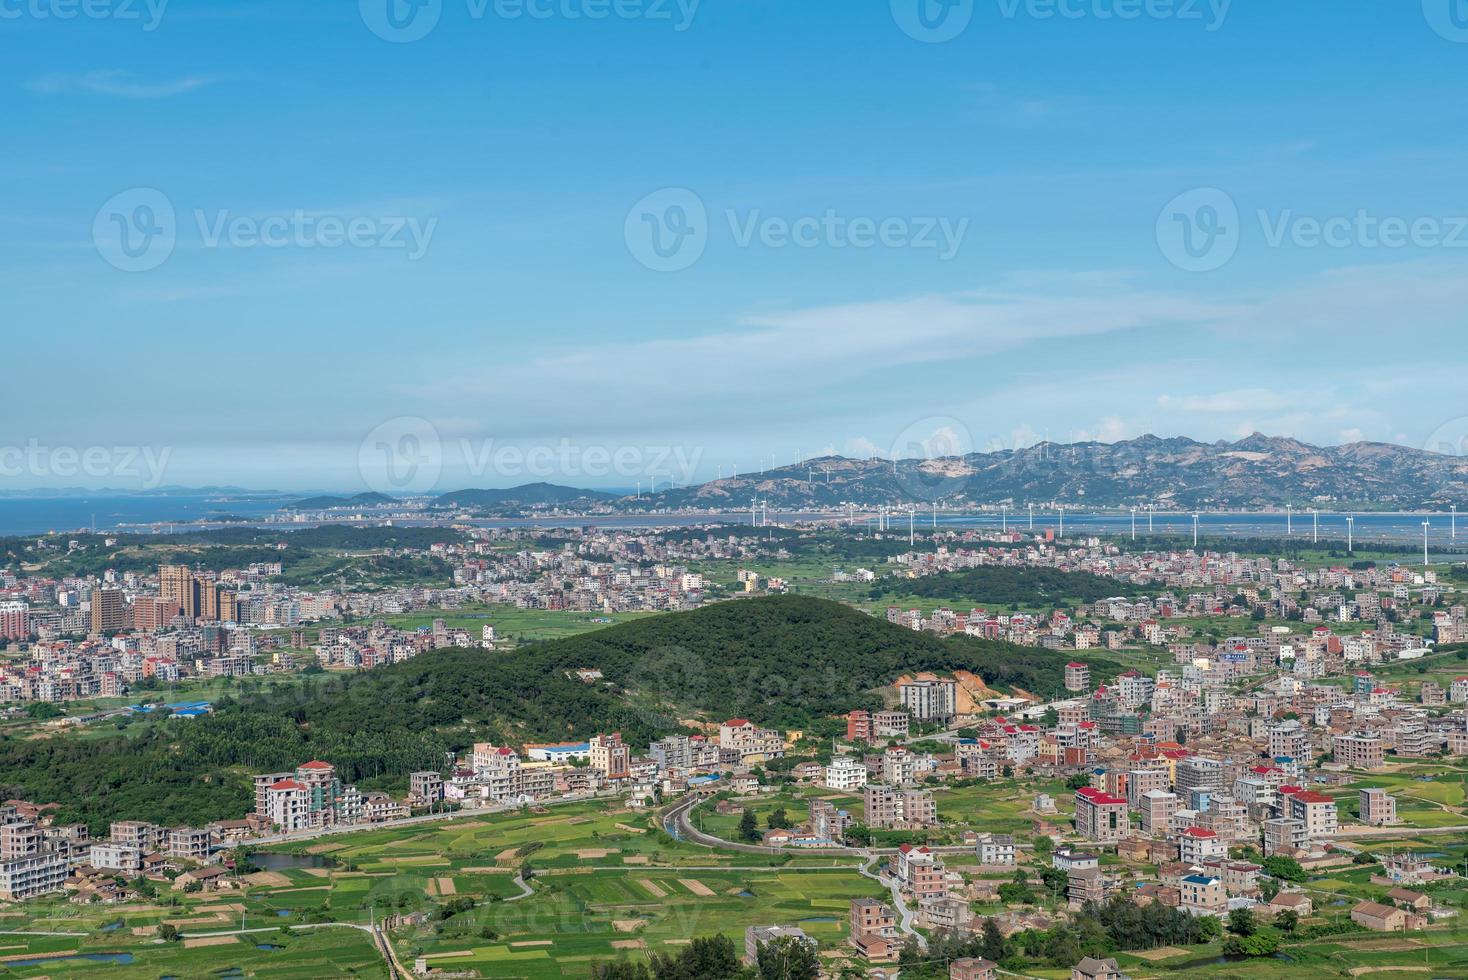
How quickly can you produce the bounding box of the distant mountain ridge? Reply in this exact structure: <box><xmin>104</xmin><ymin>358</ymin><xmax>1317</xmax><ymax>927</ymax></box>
<box><xmin>626</xmin><ymin>434</ymin><xmax>1468</xmax><ymax>510</ymax></box>
<box><xmin>433</xmin><ymin>483</ymin><xmax>616</xmax><ymax>508</ymax></box>
<box><xmin>284</xmin><ymin>492</ymin><xmax>394</xmax><ymax>510</ymax></box>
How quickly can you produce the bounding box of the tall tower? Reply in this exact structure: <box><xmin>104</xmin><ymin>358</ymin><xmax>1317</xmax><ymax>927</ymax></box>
<box><xmin>159</xmin><ymin>564</ymin><xmax>199</xmax><ymax>621</ymax></box>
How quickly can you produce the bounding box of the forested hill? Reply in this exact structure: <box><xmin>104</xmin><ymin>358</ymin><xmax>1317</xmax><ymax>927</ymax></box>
<box><xmin>0</xmin><ymin>597</ymin><xmax>1118</xmax><ymax>830</ymax></box>
<box><xmin>869</xmin><ymin>565</ymin><xmax>1148</xmax><ymax>607</ymax></box>
<box><xmin>512</xmin><ymin>595</ymin><xmax>1121</xmax><ymax>728</ymax></box>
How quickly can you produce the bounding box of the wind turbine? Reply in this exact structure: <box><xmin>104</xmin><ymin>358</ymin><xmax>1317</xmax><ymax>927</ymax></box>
<box><xmin>1028</xmin><ymin>503</ymin><xmax>1035</xmax><ymax>531</ymax></box>
<box><xmin>908</xmin><ymin>507</ymin><xmax>916</xmax><ymax>546</ymax></box>
<box><xmin>1311</xmin><ymin>509</ymin><xmax>1319</xmax><ymax>545</ymax></box>
<box><xmin>1192</xmin><ymin>513</ymin><xmax>1200</xmax><ymax>548</ymax></box>
<box><xmin>1001</xmin><ymin>504</ymin><xmax>1008</xmax><ymax>534</ymax></box>
<box><xmin>1058</xmin><ymin>505</ymin><xmax>1065</xmax><ymax>539</ymax></box>
<box><xmin>1346</xmin><ymin>516</ymin><xmax>1355</xmax><ymax>553</ymax></box>
<box><xmin>1453</xmin><ymin>505</ymin><xmax>1458</xmax><ymax>541</ymax></box>
<box><xmin>1148</xmin><ymin>504</ymin><xmax>1154</xmax><ymax>533</ymax></box>
<box><xmin>1423</xmin><ymin>520</ymin><xmax>1431</xmax><ymax>567</ymax></box>
<box><xmin>1131</xmin><ymin>507</ymin><xmax>1137</xmax><ymax>542</ymax></box>
<box><xmin>1286</xmin><ymin>504</ymin><xmax>1293</xmax><ymax>536</ymax></box>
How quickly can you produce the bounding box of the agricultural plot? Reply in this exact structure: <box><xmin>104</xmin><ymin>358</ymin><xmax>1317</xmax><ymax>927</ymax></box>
<box><xmin>0</xmin><ymin>922</ymin><xmax>385</xmax><ymax>979</ymax></box>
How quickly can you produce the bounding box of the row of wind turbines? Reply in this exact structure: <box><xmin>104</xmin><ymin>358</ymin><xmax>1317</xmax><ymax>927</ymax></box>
<box><xmin>748</xmin><ymin>497</ymin><xmax>1460</xmax><ymax>565</ymax></box>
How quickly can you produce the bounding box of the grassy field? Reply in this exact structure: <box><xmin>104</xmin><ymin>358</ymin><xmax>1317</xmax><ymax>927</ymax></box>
<box><xmin>0</xmin><ymin>788</ymin><xmax>1465</xmax><ymax>979</ymax></box>
<box><xmin>364</xmin><ymin>604</ymin><xmax>657</xmax><ymax>644</ymax></box>
<box><xmin>0</xmin><ymin>917</ymin><xmax>386</xmax><ymax>979</ymax></box>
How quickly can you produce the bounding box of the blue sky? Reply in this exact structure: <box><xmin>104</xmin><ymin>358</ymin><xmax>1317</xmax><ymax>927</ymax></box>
<box><xmin>5</xmin><ymin>0</ymin><xmax>1468</xmax><ymax>492</ymax></box>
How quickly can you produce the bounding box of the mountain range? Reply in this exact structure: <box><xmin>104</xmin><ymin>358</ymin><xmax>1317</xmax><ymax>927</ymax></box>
<box><xmin>623</xmin><ymin>434</ymin><xmax>1468</xmax><ymax>510</ymax></box>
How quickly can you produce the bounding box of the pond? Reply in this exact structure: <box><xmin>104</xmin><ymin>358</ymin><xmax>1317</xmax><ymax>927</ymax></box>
<box><xmin>249</xmin><ymin>852</ymin><xmax>331</xmax><ymax>871</ymax></box>
<box><xmin>5</xmin><ymin>953</ymin><xmax>135</xmax><ymax>968</ymax></box>
<box><xmin>1167</xmin><ymin>952</ymin><xmax>1295</xmax><ymax>969</ymax></box>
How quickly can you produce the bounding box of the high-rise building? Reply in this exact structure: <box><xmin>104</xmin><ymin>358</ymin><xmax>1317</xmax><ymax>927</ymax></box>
<box><xmin>90</xmin><ymin>589</ymin><xmax>126</xmax><ymax>634</ymax></box>
<box><xmin>0</xmin><ymin>601</ymin><xmax>30</xmax><ymax>641</ymax></box>
<box><xmin>160</xmin><ymin>565</ymin><xmax>199</xmax><ymax>621</ymax></box>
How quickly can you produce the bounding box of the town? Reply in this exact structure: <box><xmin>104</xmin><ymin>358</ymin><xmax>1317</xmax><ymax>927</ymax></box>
<box><xmin>0</xmin><ymin>515</ymin><xmax>1463</xmax><ymax>978</ymax></box>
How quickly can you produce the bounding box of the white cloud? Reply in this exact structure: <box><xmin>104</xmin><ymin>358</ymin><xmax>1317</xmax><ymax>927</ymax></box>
<box><xmin>1156</xmin><ymin>389</ymin><xmax>1296</xmax><ymax>414</ymax></box>
<box><xmin>27</xmin><ymin>71</ymin><xmax>219</xmax><ymax>99</ymax></box>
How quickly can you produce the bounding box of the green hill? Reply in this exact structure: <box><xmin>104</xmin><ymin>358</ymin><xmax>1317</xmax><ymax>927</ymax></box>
<box><xmin>520</xmin><ymin>594</ymin><xmax>1120</xmax><ymax>728</ymax></box>
<box><xmin>0</xmin><ymin>596</ymin><xmax>1118</xmax><ymax>829</ymax></box>
<box><xmin>870</xmin><ymin>565</ymin><xmax>1148</xmax><ymax>607</ymax></box>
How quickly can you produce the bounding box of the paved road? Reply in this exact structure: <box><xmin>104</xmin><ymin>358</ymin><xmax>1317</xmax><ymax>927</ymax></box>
<box><xmin>178</xmin><ymin>921</ymin><xmax>405</xmax><ymax>978</ymax></box>
<box><xmin>662</xmin><ymin>793</ymin><xmax>974</xmax><ymax>857</ymax></box>
<box><xmin>246</xmin><ymin>790</ymin><xmax>616</xmax><ymax>847</ymax></box>
<box><xmin>666</xmin><ymin>795</ymin><xmax>932</xmax><ymax>951</ymax></box>
<box><xmin>855</xmin><ymin>853</ymin><xmax>927</xmax><ymax>951</ymax></box>
<box><xmin>1332</xmin><ymin>824</ymin><xmax>1468</xmax><ymax>839</ymax></box>
<box><xmin>505</xmin><ymin>874</ymin><xmax>535</xmax><ymax>902</ymax></box>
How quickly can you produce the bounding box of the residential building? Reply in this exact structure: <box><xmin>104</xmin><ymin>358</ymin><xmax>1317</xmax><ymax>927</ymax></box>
<box><xmin>743</xmin><ymin>925</ymin><xmax>815</xmax><ymax>966</ymax></box>
<box><xmin>825</xmin><ymin>756</ymin><xmax>868</xmax><ymax>791</ymax></box>
<box><xmin>863</xmin><ymin>785</ymin><xmax>937</xmax><ymax>829</ymax></box>
<box><xmin>1074</xmin><ymin>787</ymin><xmax>1128</xmax><ymax>842</ymax></box>
<box><xmin>899</xmin><ymin>679</ymin><xmax>957</xmax><ymax>723</ymax></box>
<box><xmin>1179</xmin><ymin>873</ymin><xmax>1226</xmax><ymax>913</ymax></box>
<box><xmin>1359</xmin><ymin>787</ymin><xmax>1396</xmax><ymax>826</ymax></box>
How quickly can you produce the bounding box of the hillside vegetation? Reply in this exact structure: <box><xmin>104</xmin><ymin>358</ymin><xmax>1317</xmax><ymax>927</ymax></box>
<box><xmin>0</xmin><ymin>596</ymin><xmax>1117</xmax><ymax>829</ymax></box>
<box><xmin>870</xmin><ymin>565</ymin><xmax>1147</xmax><ymax>607</ymax></box>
